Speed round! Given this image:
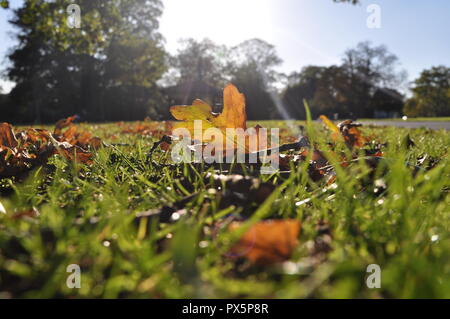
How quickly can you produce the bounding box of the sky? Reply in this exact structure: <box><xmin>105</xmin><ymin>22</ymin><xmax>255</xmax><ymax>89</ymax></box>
<box><xmin>1</xmin><ymin>0</ymin><xmax>450</xmax><ymax>93</ymax></box>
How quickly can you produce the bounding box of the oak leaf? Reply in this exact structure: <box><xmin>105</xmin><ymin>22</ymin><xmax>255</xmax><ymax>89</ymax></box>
<box><xmin>170</xmin><ymin>83</ymin><xmax>247</xmax><ymax>135</ymax></box>
<box><xmin>169</xmin><ymin>84</ymin><xmax>273</xmax><ymax>154</ymax></box>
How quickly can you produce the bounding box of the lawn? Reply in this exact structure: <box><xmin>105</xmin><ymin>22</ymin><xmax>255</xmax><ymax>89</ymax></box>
<box><xmin>0</xmin><ymin>118</ymin><xmax>449</xmax><ymax>299</ymax></box>
<box><xmin>359</xmin><ymin>117</ymin><xmax>450</xmax><ymax>122</ymax></box>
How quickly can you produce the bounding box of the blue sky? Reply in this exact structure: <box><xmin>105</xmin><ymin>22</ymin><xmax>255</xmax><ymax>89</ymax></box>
<box><xmin>1</xmin><ymin>0</ymin><xmax>450</xmax><ymax>93</ymax></box>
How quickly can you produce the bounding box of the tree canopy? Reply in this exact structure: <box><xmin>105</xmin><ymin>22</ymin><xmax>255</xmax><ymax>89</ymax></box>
<box><xmin>283</xmin><ymin>42</ymin><xmax>406</xmax><ymax>119</ymax></box>
<box><xmin>404</xmin><ymin>66</ymin><xmax>450</xmax><ymax>117</ymax></box>
<box><xmin>165</xmin><ymin>38</ymin><xmax>284</xmax><ymax>120</ymax></box>
<box><xmin>3</xmin><ymin>0</ymin><xmax>167</xmax><ymax>123</ymax></box>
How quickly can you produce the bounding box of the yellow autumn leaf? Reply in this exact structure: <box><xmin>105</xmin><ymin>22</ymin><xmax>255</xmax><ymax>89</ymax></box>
<box><xmin>170</xmin><ymin>99</ymin><xmax>216</xmax><ymax>122</ymax></box>
<box><xmin>319</xmin><ymin>115</ymin><xmax>339</xmax><ymax>134</ymax></box>
<box><xmin>170</xmin><ymin>83</ymin><xmax>247</xmax><ymax>135</ymax></box>
<box><xmin>170</xmin><ymin>83</ymin><xmax>256</xmax><ymax>153</ymax></box>
<box><xmin>169</xmin><ymin>83</ymin><xmax>275</xmax><ymax>156</ymax></box>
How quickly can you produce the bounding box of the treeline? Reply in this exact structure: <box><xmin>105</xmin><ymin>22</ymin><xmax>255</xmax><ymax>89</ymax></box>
<box><xmin>1</xmin><ymin>0</ymin><xmax>167</xmax><ymax>123</ymax></box>
<box><xmin>0</xmin><ymin>0</ymin><xmax>449</xmax><ymax>123</ymax></box>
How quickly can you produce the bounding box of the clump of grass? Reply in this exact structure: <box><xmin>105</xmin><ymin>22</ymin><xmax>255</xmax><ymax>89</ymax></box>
<box><xmin>0</xmin><ymin>121</ymin><xmax>449</xmax><ymax>298</ymax></box>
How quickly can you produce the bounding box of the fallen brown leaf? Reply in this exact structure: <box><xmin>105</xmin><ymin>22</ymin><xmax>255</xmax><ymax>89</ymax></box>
<box><xmin>229</xmin><ymin>219</ymin><xmax>301</xmax><ymax>265</ymax></box>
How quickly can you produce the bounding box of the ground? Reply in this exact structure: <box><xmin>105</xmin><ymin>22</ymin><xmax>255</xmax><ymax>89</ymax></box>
<box><xmin>360</xmin><ymin>120</ymin><xmax>450</xmax><ymax>130</ymax></box>
<box><xmin>0</xmin><ymin>120</ymin><xmax>449</xmax><ymax>298</ymax></box>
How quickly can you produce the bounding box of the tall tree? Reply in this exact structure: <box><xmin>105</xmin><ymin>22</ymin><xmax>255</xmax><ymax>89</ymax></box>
<box><xmin>228</xmin><ymin>39</ymin><xmax>283</xmax><ymax>120</ymax></box>
<box><xmin>164</xmin><ymin>38</ymin><xmax>284</xmax><ymax>120</ymax></box>
<box><xmin>5</xmin><ymin>0</ymin><xmax>166</xmax><ymax>123</ymax></box>
<box><xmin>369</xmin><ymin>88</ymin><xmax>404</xmax><ymax>116</ymax></box>
<box><xmin>283</xmin><ymin>42</ymin><xmax>406</xmax><ymax>119</ymax></box>
<box><xmin>283</xmin><ymin>66</ymin><xmax>327</xmax><ymax>119</ymax></box>
<box><xmin>340</xmin><ymin>41</ymin><xmax>406</xmax><ymax>117</ymax></box>
<box><xmin>404</xmin><ymin>66</ymin><xmax>450</xmax><ymax>117</ymax></box>
<box><xmin>161</xmin><ymin>38</ymin><xmax>227</xmax><ymax>113</ymax></box>
<box><xmin>165</xmin><ymin>38</ymin><xmax>228</xmax><ymax>88</ymax></box>
<box><xmin>283</xmin><ymin>65</ymin><xmax>353</xmax><ymax>119</ymax></box>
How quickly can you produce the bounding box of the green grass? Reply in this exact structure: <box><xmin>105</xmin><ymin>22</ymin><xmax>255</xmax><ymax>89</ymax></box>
<box><xmin>0</xmin><ymin>121</ymin><xmax>449</xmax><ymax>298</ymax></box>
<box><xmin>359</xmin><ymin>117</ymin><xmax>450</xmax><ymax>122</ymax></box>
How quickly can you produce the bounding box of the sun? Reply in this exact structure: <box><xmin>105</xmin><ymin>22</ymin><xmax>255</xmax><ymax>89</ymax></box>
<box><xmin>160</xmin><ymin>0</ymin><xmax>273</xmax><ymax>51</ymax></box>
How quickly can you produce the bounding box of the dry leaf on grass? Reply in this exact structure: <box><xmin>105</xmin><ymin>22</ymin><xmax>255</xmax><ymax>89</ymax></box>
<box><xmin>54</xmin><ymin>115</ymin><xmax>78</xmax><ymax>135</ymax></box>
<box><xmin>170</xmin><ymin>83</ymin><xmax>247</xmax><ymax>134</ymax></box>
<box><xmin>170</xmin><ymin>84</ymin><xmax>272</xmax><ymax>153</ymax></box>
<box><xmin>228</xmin><ymin>219</ymin><xmax>301</xmax><ymax>265</ymax></box>
<box><xmin>0</xmin><ymin>116</ymin><xmax>99</xmax><ymax>179</ymax></box>
<box><xmin>169</xmin><ymin>84</ymin><xmax>284</xmax><ymax>164</ymax></box>
<box><xmin>320</xmin><ymin>115</ymin><xmax>366</xmax><ymax>149</ymax></box>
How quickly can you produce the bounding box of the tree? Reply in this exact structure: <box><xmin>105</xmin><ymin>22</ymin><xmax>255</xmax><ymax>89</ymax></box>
<box><xmin>283</xmin><ymin>66</ymin><xmax>330</xmax><ymax>119</ymax></box>
<box><xmin>164</xmin><ymin>38</ymin><xmax>284</xmax><ymax>120</ymax></box>
<box><xmin>165</xmin><ymin>38</ymin><xmax>229</xmax><ymax>88</ymax></box>
<box><xmin>228</xmin><ymin>39</ymin><xmax>283</xmax><ymax>120</ymax></box>
<box><xmin>283</xmin><ymin>42</ymin><xmax>406</xmax><ymax>119</ymax></box>
<box><xmin>370</xmin><ymin>88</ymin><xmax>404</xmax><ymax>117</ymax></box>
<box><xmin>404</xmin><ymin>66</ymin><xmax>450</xmax><ymax>117</ymax></box>
<box><xmin>162</xmin><ymin>38</ymin><xmax>228</xmax><ymax>110</ymax></box>
<box><xmin>310</xmin><ymin>66</ymin><xmax>352</xmax><ymax>117</ymax></box>
<box><xmin>284</xmin><ymin>65</ymin><xmax>357</xmax><ymax>119</ymax></box>
<box><xmin>229</xmin><ymin>39</ymin><xmax>282</xmax><ymax>85</ymax></box>
<box><xmin>343</xmin><ymin>41</ymin><xmax>405</xmax><ymax>89</ymax></box>
<box><xmin>5</xmin><ymin>0</ymin><xmax>166</xmax><ymax>123</ymax></box>
<box><xmin>161</xmin><ymin>38</ymin><xmax>228</xmax><ymax>115</ymax></box>
<box><xmin>0</xmin><ymin>91</ymin><xmax>11</xmax><ymax>119</ymax></box>
<box><xmin>340</xmin><ymin>41</ymin><xmax>406</xmax><ymax>117</ymax></box>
